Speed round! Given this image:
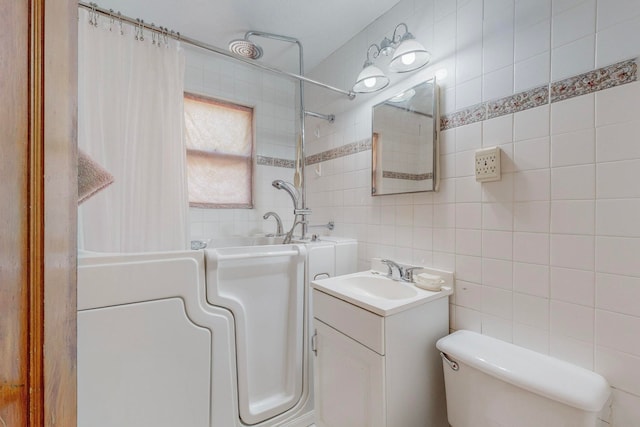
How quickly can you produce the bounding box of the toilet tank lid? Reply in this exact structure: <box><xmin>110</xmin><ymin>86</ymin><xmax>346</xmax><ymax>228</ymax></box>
<box><xmin>436</xmin><ymin>330</ymin><xmax>610</xmax><ymax>412</ymax></box>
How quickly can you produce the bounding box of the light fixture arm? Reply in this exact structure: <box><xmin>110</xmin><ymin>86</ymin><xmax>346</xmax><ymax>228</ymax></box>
<box><xmin>390</xmin><ymin>23</ymin><xmax>410</xmax><ymax>44</ymax></box>
<box><xmin>365</xmin><ymin>43</ymin><xmax>382</xmax><ymax>66</ymax></box>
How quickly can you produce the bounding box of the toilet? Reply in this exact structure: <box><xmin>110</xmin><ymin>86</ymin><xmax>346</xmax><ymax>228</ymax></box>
<box><xmin>436</xmin><ymin>330</ymin><xmax>610</xmax><ymax>427</ymax></box>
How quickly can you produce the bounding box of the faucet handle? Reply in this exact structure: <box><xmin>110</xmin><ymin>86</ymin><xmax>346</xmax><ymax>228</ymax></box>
<box><xmin>403</xmin><ymin>267</ymin><xmax>423</xmax><ymax>282</ymax></box>
<box><xmin>380</xmin><ymin>259</ymin><xmax>403</xmax><ymax>280</ymax></box>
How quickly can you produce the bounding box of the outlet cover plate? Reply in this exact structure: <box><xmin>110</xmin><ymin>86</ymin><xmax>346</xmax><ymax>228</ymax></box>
<box><xmin>475</xmin><ymin>146</ymin><xmax>501</xmax><ymax>182</ymax></box>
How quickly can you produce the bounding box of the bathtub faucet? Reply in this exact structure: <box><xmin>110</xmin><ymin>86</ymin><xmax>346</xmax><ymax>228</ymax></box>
<box><xmin>263</xmin><ymin>211</ymin><xmax>284</xmax><ymax>236</ymax></box>
<box><xmin>283</xmin><ymin>220</ymin><xmax>306</xmax><ymax>244</ymax></box>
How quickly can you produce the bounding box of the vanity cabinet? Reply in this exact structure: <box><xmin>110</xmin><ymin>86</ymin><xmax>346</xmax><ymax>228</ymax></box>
<box><xmin>312</xmin><ymin>287</ymin><xmax>450</xmax><ymax>427</ymax></box>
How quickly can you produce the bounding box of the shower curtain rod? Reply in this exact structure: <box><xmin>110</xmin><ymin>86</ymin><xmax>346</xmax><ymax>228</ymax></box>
<box><xmin>78</xmin><ymin>2</ymin><xmax>356</xmax><ymax>100</ymax></box>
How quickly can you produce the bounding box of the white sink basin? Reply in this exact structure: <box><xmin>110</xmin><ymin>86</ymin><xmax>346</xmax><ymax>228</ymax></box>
<box><xmin>312</xmin><ymin>270</ymin><xmax>453</xmax><ymax>316</ymax></box>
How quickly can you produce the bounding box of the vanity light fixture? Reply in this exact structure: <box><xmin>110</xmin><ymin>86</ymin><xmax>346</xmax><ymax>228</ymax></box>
<box><xmin>353</xmin><ymin>23</ymin><xmax>430</xmax><ymax>93</ymax></box>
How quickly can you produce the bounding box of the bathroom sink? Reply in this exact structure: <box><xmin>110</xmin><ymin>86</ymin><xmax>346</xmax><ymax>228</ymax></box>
<box><xmin>312</xmin><ymin>270</ymin><xmax>453</xmax><ymax>316</ymax></box>
<box><xmin>342</xmin><ymin>275</ymin><xmax>418</xmax><ymax>300</ymax></box>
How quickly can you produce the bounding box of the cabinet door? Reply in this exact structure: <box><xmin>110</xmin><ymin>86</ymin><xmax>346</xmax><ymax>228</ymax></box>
<box><xmin>313</xmin><ymin>320</ymin><xmax>385</xmax><ymax>427</ymax></box>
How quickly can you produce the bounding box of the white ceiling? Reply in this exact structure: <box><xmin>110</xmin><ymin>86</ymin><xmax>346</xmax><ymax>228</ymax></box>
<box><xmin>91</xmin><ymin>0</ymin><xmax>401</xmax><ymax>74</ymax></box>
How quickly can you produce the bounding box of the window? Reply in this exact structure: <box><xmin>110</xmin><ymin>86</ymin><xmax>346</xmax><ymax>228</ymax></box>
<box><xmin>184</xmin><ymin>93</ymin><xmax>254</xmax><ymax>208</ymax></box>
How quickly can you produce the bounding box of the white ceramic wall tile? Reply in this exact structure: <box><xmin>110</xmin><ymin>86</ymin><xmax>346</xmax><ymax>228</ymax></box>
<box><xmin>513</xmin><ymin>137</ymin><xmax>550</xmax><ymax>170</ymax></box>
<box><xmin>480</xmin><ymin>230</ymin><xmax>512</xmax><ymax>261</ymax></box>
<box><xmin>433</xmin><ymin>228</ymin><xmax>456</xmax><ymax>253</ymax></box>
<box><xmin>482</xmin><ymin>257</ymin><xmax>513</xmax><ymax>289</ymax></box>
<box><xmin>610</xmin><ymin>389</ymin><xmax>640</xmax><ymax>426</ymax></box>
<box><xmin>550</xmin><ymin>266</ymin><xmax>595</xmax><ymax>307</ymax></box>
<box><xmin>514</xmin><ymin>293</ymin><xmax>550</xmax><ymax>328</ymax></box>
<box><xmin>515</xmin><ymin>19</ymin><xmax>551</xmax><ymax>63</ymax></box>
<box><xmin>456</xmin><ymin>254</ymin><xmax>483</xmax><ymax>283</ymax></box>
<box><xmin>456</xmin><ymin>77</ymin><xmax>483</xmax><ymax>109</ymax></box>
<box><xmin>550</xmin><ymin>200</ymin><xmax>595</xmax><ymax>235</ymax></box>
<box><xmin>482</xmin><ymin>286</ymin><xmax>513</xmax><ymax>319</ymax></box>
<box><xmin>551</xmin><ymin>128</ymin><xmax>595</xmax><ymax>167</ymax></box>
<box><xmin>551</xmin><ymin>300</ymin><xmax>595</xmax><ymax>342</ymax></box>
<box><xmin>413</xmin><ymin>227</ymin><xmax>433</xmax><ymax>250</ymax></box>
<box><xmin>456</xmin><ymin>229</ymin><xmax>483</xmax><ymax>256</ymax></box>
<box><xmin>455</xmin><ymin>280</ymin><xmax>483</xmax><ymax>310</ymax></box>
<box><xmin>482</xmin><ymin>172</ymin><xmax>514</xmax><ymax>202</ymax></box>
<box><xmin>551</xmin><ymin>93</ymin><xmax>595</xmax><ymax>135</ymax></box>
<box><xmin>514</xmin><ymin>201</ymin><xmax>550</xmax><ymax>232</ymax></box>
<box><xmin>513</xmin><ymin>323</ymin><xmax>550</xmax><ymax>353</ymax></box>
<box><xmin>514</xmin><ymin>232</ymin><xmax>550</xmax><ymax>265</ymax></box>
<box><xmin>550</xmin><ymin>234</ymin><xmax>595</xmax><ymax>270</ymax></box>
<box><xmin>513</xmin><ymin>262</ymin><xmax>550</xmax><ymax>297</ymax></box>
<box><xmin>456</xmin><ymin>47</ymin><xmax>483</xmax><ymax>86</ymax></box>
<box><xmin>483</xmin><ymin>33</ymin><xmax>514</xmax><ymax>74</ymax></box>
<box><xmin>514</xmin><ymin>169</ymin><xmax>551</xmax><ymax>202</ymax></box>
<box><xmin>456</xmin><ymin>176</ymin><xmax>482</xmax><ymax>203</ymax></box>
<box><xmin>483</xmin><ymin>114</ymin><xmax>514</xmax><ymax>146</ymax></box>
<box><xmin>595</xmin><ymin>15</ymin><xmax>640</xmax><ymax>68</ymax></box>
<box><xmin>481</xmin><ymin>313</ymin><xmax>514</xmax><ymax>341</ymax></box>
<box><xmin>549</xmin><ymin>333</ymin><xmax>595</xmax><ymax>369</ymax></box>
<box><xmin>551</xmin><ymin>34</ymin><xmax>595</xmax><ymax>81</ymax></box>
<box><xmin>596</xmin><ymin>345</ymin><xmax>640</xmax><ymax>397</ymax></box>
<box><xmin>456</xmin><ymin>203</ymin><xmax>482</xmax><ymax>229</ymax></box>
<box><xmin>596</xmin><ymin>119</ymin><xmax>640</xmax><ymax>163</ymax></box>
<box><xmin>515</xmin><ymin>0</ymin><xmax>551</xmax><ymax>29</ymax></box>
<box><xmin>514</xmin><ymin>52</ymin><xmax>551</xmax><ymax>93</ymax></box>
<box><xmin>456</xmin><ymin>122</ymin><xmax>483</xmax><ymax>152</ymax></box>
<box><xmin>597</xmin><ymin>0</ymin><xmax>640</xmax><ymax>31</ymax></box>
<box><xmin>551</xmin><ymin>164</ymin><xmax>595</xmax><ymax>200</ymax></box>
<box><xmin>413</xmin><ymin>204</ymin><xmax>434</xmax><ymax>227</ymax></box>
<box><xmin>455</xmin><ymin>149</ymin><xmax>477</xmax><ymax>177</ymax></box>
<box><xmin>596</xmin><ymin>199</ymin><xmax>640</xmax><ymax>237</ymax></box>
<box><xmin>433</xmin><ymin>203</ymin><xmax>456</xmax><ymax>228</ymax></box>
<box><xmin>482</xmin><ymin>202</ymin><xmax>514</xmax><ymax>231</ymax></box>
<box><xmin>483</xmin><ymin>66</ymin><xmax>515</xmax><ymax>101</ymax></box>
<box><xmin>596</xmin><ymin>309</ymin><xmax>640</xmax><ymax>356</ymax></box>
<box><xmin>596</xmin><ymin>160</ymin><xmax>640</xmax><ymax>199</ymax></box>
<box><xmin>455</xmin><ymin>306</ymin><xmax>483</xmax><ymax>332</ymax></box>
<box><xmin>552</xmin><ymin>0</ymin><xmax>596</xmax><ymax>48</ymax></box>
<box><xmin>514</xmin><ymin>105</ymin><xmax>550</xmax><ymax>142</ymax></box>
<box><xmin>595</xmin><ymin>82</ymin><xmax>640</xmax><ymax>127</ymax></box>
<box><xmin>596</xmin><ymin>272</ymin><xmax>640</xmax><ymax>317</ymax></box>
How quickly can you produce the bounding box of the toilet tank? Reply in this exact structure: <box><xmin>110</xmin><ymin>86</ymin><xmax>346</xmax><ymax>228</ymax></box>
<box><xmin>436</xmin><ymin>331</ymin><xmax>610</xmax><ymax>427</ymax></box>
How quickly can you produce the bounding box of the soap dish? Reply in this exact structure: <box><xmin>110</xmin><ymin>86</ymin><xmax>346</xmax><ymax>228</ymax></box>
<box><xmin>414</xmin><ymin>272</ymin><xmax>445</xmax><ymax>291</ymax></box>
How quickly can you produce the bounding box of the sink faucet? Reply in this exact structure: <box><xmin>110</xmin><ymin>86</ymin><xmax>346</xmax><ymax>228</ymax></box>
<box><xmin>263</xmin><ymin>211</ymin><xmax>283</xmax><ymax>236</ymax></box>
<box><xmin>380</xmin><ymin>259</ymin><xmax>421</xmax><ymax>282</ymax></box>
<box><xmin>381</xmin><ymin>259</ymin><xmax>404</xmax><ymax>281</ymax></box>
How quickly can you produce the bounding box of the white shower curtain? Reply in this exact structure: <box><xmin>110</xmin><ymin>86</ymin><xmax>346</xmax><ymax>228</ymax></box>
<box><xmin>78</xmin><ymin>9</ymin><xmax>189</xmax><ymax>252</ymax></box>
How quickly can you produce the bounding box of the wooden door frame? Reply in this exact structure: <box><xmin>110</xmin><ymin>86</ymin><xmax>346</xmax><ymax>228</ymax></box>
<box><xmin>3</xmin><ymin>0</ymin><xmax>79</xmax><ymax>423</ymax></box>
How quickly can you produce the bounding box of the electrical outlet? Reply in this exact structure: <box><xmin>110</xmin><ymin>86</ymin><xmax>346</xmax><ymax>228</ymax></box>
<box><xmin>475</xmin><ymin>146</ymin><xmax>501</xmax><ymax>182</ymax></box>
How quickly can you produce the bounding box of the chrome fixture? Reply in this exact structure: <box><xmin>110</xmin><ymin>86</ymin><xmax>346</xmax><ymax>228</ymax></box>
<box><xmin>283</xmin><ymin>220</ymin><xmax>305</xmax><ymax>245</ymax></box>
<box><xmin>353</xmin><ymin>23</ymin><xmax>431</xmax><ymax>94</ymax></box>
<box><xmin>263</xmin><ymin>211</ymin><xmax>284</xmax><ymax>236</ymax></box>
<box><xmin>305</xmin><ymin>110</ymin><xmax>335</xmax><ymax>124</ymax></box>
<box><xmin>190</xmin><ymin>239</ymin><xmax>207</xmax><ymax>250</ymax></box>
<box><xmin>380</xmin><ymin>259</ymin><xmax>422</xmax><ymax>282</ymax></box>
<box><xmin>228</xmin><ymin>38</ymin><xmax>263</xmax><ymax>59</ymax></box>
<box><xmin>272</xmin><ymin>180</ymin><xmax>300</xmax><ymax>209</ymax></box>
<box><xmin>308</xmin><ymin>221</ymin><xmax>335</xmax><ymax>231</ymax></box>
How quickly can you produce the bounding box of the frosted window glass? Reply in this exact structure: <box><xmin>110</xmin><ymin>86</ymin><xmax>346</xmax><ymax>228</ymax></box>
<box><xmin>184</xmin><ymin>93</ymin><xmax>253</xmax><ymax>208</ymax></box>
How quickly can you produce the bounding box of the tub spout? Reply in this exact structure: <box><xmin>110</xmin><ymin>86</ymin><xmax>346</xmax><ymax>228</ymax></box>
<box><xmin>263</xmin><ymin>211</ymin><xmax>284</xmax><ymax>236</ymax></box>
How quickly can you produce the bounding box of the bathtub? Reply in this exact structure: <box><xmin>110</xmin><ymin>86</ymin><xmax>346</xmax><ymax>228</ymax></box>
<box><xmin>77</xmin><ymin>237</ymin><xmax>357</xmax><ymax>427</ymax></box>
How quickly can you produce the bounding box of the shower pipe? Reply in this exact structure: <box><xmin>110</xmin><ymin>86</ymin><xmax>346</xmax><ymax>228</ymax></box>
<box><xmin>77</xmin><ymin>2</ymin><xmax>356</xmax><ymax>100</ymax></box>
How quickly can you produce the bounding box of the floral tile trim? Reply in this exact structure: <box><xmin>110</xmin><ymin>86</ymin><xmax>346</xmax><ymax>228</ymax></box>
<box><xmin>257</xmin><ymin>155</ymin><xmax>294</xmax><ymax>168</ymax></box>
<box><xmin>440</xmin><ymin>58</ymin><xmax>638</xmax><ymax>130</ymax></box>
<box><xmin>441</xmin><ymin>103</ymin><xmax>486</xmax><ymax>130</ymax></box>
<box><xmin>550</xmin><ymin>58</ymin><xmax>638</xmax><ymax>103</ymax></box>
<box><xmin>305</xmin><ymin>138</ymin><xmax>371</xmax><ymax>166</ymax></box>
<box><xmin>486</xmin><ymin>86</ymin><xmax>549</xmax><ymax>119</ymax></box>
<box><xmin>382</xmin><ymin>171</ymin><xmax>433</xmax><ymax>180</ymax></box>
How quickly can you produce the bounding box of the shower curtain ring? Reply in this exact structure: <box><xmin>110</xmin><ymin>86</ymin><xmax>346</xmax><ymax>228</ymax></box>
<box><xmin>108</xmin><ymin>9</ymin><xmax>114</xmax><ymax>31</ymax></box>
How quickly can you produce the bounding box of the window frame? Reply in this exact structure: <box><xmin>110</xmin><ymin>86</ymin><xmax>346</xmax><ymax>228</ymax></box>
<box><xmin>184</xmin><ymin>92</ymin><xmax>255</xmax><ymax>209</ymax></box>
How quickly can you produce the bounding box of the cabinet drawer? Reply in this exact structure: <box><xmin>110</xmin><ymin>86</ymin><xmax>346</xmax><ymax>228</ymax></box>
<box><xmin>313</xmin><ymin>289</ymin><xmax>385</xmax><ymax>355</ymax></box>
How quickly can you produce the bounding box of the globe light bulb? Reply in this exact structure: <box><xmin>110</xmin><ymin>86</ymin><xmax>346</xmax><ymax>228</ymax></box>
<box><xmin>364</xmin><ymin>77</ymin><xmax>377</xmax><ymax>88</ymax></box>
<box><xmin>401</xmin><ymin>52</ymin><xmax>416</xmax><ymax>65</ymax></box>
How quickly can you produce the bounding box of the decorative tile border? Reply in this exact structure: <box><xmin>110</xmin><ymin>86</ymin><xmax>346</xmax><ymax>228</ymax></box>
<box><xmin>305</xmin><ymin>138</ymin><xmax>371</xmax><ymax>166</ymax></box>
<box><xmin>257</xmin><ymin>155</ymin><xmax>295</xmax><ymax>168</ymax></box>
<box><xmin>441</xmin><ymin>57</ymin><xmax>638</xmax><ymax>130</ymax></box>
<box><xmin>382</xmin><ymin>171</ymin><xmax>433</xmax><ymax>181</ymax></box>
<box><xmin>550</xmin><ymin>58</ymin><xmax>637</xmax><ymax>103</ymax></box>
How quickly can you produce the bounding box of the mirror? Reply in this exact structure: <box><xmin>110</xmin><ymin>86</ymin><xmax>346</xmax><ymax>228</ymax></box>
<box><xmin>371</xmin><ymin>78</ymin><xmax>438</xmax><ymax>195</ymax></box>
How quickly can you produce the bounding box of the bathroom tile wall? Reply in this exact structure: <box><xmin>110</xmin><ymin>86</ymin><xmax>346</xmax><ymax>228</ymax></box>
<box><xmin>306</xmin><ymin>0</ymin><xmax>640</xmax><ymax>423</ymax></box>
<box><xmin>182</xmin><ymin>46</ymin><xmax>299</xmax><ymax>238</ymax></box>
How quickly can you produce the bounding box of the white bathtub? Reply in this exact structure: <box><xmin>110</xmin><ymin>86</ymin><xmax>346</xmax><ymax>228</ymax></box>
<box><xmin>78</xmin><ymin>237</ymin><xmax>357</xmax><ymax>427</ymax></box>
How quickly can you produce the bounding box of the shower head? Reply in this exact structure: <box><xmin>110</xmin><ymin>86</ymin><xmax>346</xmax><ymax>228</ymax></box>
<box><xmin>272</xmin><ymin>180</ymin><xmax>300</xmax><ymax>209</ymax></box>
<box><xmin>228</xmin><ymin>38</ymin><xmax>263</xmax><ymax>59</ymax></box>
